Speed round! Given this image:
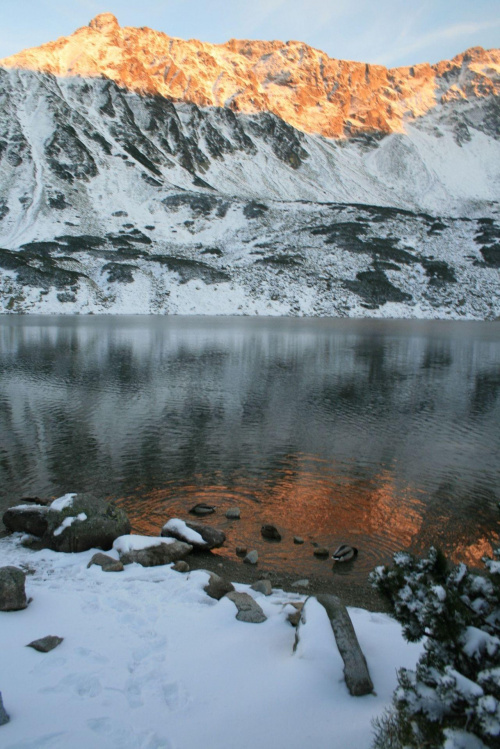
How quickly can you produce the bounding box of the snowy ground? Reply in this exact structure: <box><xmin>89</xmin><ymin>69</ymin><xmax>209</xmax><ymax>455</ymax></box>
<box><xmin>0</xmin><ymin>533</ymin><xmax>423</xmax><ymax>749</ymax></box>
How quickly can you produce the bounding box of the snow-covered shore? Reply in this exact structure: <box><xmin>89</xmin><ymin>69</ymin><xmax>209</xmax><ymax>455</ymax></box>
<box><xmin>0</xmin><ymin>533</ymin><xmax>422</xmax><ymax>749</ymax></box>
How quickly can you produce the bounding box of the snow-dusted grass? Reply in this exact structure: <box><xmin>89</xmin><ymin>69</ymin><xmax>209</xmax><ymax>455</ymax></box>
<box><xmin>0</xmin><ymin>534</ymin><xmax>422</xmax><ymax>749</ymax></box>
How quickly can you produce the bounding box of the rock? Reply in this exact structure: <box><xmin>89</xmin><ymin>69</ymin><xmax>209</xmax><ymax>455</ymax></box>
<box><xmin>172</xmin><ymin>560</ymin><xmax>190</xmax><ymax>573</ymax></box>
<box><xmin>244</xmin><ymin>550</ymin><xmax>258</xmax><ymax>565</ymax></box>
<box><xmin>332</xmin><ymin>544</ymin><xmax>358</xmax><ymax>562</ymax></box>
<box><xmin>287</xmin><ymin>601</ymin><xmax>305</xmax><ymax>627</ymax></box>
<box><xmin>293</xmin><ymin>536</ymin><xmax>305</xmax><ymax>544</ymax></box>
<box><xmin>27</xmin><ymin>635</ymin><xmax>64</xmax><ymax>653</ymax></box>
<box><xmin>0</xmin><ymin>566</ymin><xmax>28</xmax><ymax>611</ymax></box>
<box><xmin>0</xmin><ymin>692</ymin><xmax>9</xmax><ymax>726</ymax></box>
<box><xmin>4</xmin><ymin>493</ymin><xmax>131</xmax><ymax>553</ymax></box>
<box><xmin>261</xmin><ymin>524</ymin><xmax>282</xmax><ymax>541</ymax></box>
<box><xmin>87</xmin><ymin>552</ymin><xmax>124</xmax><ymax>572</ymax></box>
<box><xmin>251</xmin><ymin>579</ymin><xmax>272</xmax><ymax>596</ymax></box>
<box><xmin>3</xmin><ymin>504</ymin><xmax>49</xmax><ymax>537</ymax></box>
<box><xmin>235</xmin><ymin>546</ymin><xmax>247</xmax><ymax>556</ymax></box>
<box><xmin>189</xmin><ymin>503</ymin><xmax>215</xmax><ymax>516</ymax></box>
<box><xmin>119</xmin><ymin>540</ymin><xmax>193</xmax><ymax>567</ymax></box>
<box><xmin>161</xmin><ymin>519</ymin><xmax>225</xmax><ymax>550</ymax></box>
<box><xmin>313</xmin><ymin>547</ymin><xmax>330</xmax><ymax>558</ymax></box>
<box><xmin>204</xmin><ymin>572</ymin><xmax>234</xmax><ymax>600</ymax></box>
<box><xmin>226</xmin><ymin>592</ymin><xmax>267</xmax><ymax>623</ymax></box>
<box><xmin>316</xmin><ymin>594</ymin><xmax>374</xmax><ymax>696</ymax></box>
<box><xmin>225</xmin><ymin>507</ymin><xmax>241</xmax><ymax>519</ymax></box>
<box><xmin>291</xmin><ymin>579</ymin><xmax>309</xmax><ymax>589</ymax></box>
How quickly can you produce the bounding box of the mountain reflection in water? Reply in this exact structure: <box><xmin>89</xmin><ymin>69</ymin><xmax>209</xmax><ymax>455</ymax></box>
<box><xmin>1</xmin><ymin>316</ymin><xmax>499</xmax><ymax>580</ymax></box>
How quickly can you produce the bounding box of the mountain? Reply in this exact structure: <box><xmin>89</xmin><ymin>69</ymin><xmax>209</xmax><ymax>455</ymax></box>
<box><xmin>0</xmin><ymin>13</ymin><xmax>499</xmax><ymax>317</ymax></box>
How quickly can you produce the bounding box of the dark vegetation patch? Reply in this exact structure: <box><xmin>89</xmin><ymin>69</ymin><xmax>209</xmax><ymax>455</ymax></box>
<box><xmin>122</xmin><ymin>142</ymin><xmax>162</xmax><ymax>176</ymax></box>
<box><xmin>145</xmin><ymin>225</ymin><xmax>155</xmax><ymax>230</ymax></box>
<box><xmin>56</xmin><ymin>292</ymin><xmax>77</xmax><ymax>303</ymax></box>
<box><xmin>106</xmin><ymin>231</ymin><xmax>152</xmax><ymax>246</ymax></box>
<box><xmin>0</xmin><ymin>247</ymin><xmax>86</xmax><ymax>290</ymax></box>
<box><xmin>48</xmin><ymin>192</ymin><xmax>69</xmax><ymax>210</ymax></box>
<box><xmin>254</xmin><ymin>253</ymin><xmax>303</xmax><ymax>267</ymax></box>
<box><xmin>147</xmin><ymin>255</ymin><xmax>231</xmax><ymax>284</ymax></box>
<box><xmin>473</xmin><ymin>219</ymin><xmax>500</xmax><ymax>267</ymax></box>
<box><xmin>112</xmin><ymin>211</ymin><xmax>128</xmax><ymax>217</ymax></box>
<box><xmin>102</xmin><ymin>262</ymin><xmax>137</xmax><ymax>284</ymax></box>
<box><xmin>309</xmin><ymin>220</ymin><xmax>416</xmax><ymax>264</ymax></box>
<box><xmin>421</xmin><ymin>259</ymin><xmax>457</xmax><ymax>284</ymax></box>
<box><xmin>243</xmin><ymin>201</ymin><xmax>268</xmax><ymax>219</ymax></box>
<box><xmin>200</xmin><ymin>247</ymin><xmax>223</xmax><ymax>256</ymax></box>
<box><xmin>344</xmin><ymin>269</ymin><xmax>412</xmax><ymax>308</ymax></box>
<box><xmin>162</xmin><ymin>193</ymin><xmax>229</xmax><ymax>218</ymax></box>
<box><xmin>55</xmin><ymin>235</ymin><xmax>106</xmax><ymax>252</ymax></box>
<box><xmin>0</xmin><ymin>200</ymin><xmax>9</xmax><ymax>221</ymax></box>
<box><xmin>427</xmin><ymin>221</ymin><xmax>447</xmax><ymax>235</ymax></box>
<box><xmin>192</xmin><ymin>176</ymin><xmax>215</xmax><ymax>190</ymax></box>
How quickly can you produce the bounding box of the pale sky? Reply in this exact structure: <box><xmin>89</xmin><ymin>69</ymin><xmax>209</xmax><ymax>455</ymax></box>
<box><xmin>0</xmin><ymin>0</ymin><xmax>499</xmax><ymax>67</ymax></box>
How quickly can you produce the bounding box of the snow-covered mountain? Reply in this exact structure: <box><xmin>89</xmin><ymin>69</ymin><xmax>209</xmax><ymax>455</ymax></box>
<box><xmin>0</xmin><ymin>14</ymin><xmax>499</xmax><ymax>317</ymax></box>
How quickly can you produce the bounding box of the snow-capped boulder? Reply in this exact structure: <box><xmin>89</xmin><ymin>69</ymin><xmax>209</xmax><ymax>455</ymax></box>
<box><xmin>0</xmin><ymin>566</ymin><xmax>28</xmax><ymax>611</ymax></box>
<box><xmin>114</xmin><ymin>535</ymin><xmax>193</xmax><ymax>567</ymax></box>
<box><xmin>3</xmin><ymin>493</ymin><xmax>131</xmax><ymax>553</ymax></box>
<box><xmin>161</xmin><ymin>519</ymin><xmax>226</xmax><ymax>550</ymax></box>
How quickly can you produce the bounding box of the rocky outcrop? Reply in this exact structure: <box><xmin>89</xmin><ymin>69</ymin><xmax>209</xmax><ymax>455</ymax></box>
<box><xmin>0</xmin><ymin>566</ymin><xmax>28</xmax><ymax>611</ymax></box>
<box><xmin>1</xmin><ymin>15</ymin><xmax>498</xmax><ymax>140</ymax></box>
<box><xmin>3</xmin><ymin>494</ymin><xmax>131</xmax><ymax>553</ymax></box>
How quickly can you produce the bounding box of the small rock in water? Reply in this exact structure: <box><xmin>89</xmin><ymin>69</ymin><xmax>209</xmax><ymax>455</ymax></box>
<box><xmin>189</xmin><ymin>503</ymin><xmax>216</xmax><ymax>516</ymax></box>
<box><xmin>0</xmin><ymin>692</ymin><xmax>9</xmax><ymax>726</ymax></box>
<box><xmin>244</xmin><ymin>550</ymin><xmax>259</xmax><ymax>565</ymax></box>
<box><xmin>0</xmin><ymin>566</ymin><xmax>28</xmax><ymax>611</ymax></box>
<box><xmin>291</xmin><ymin>579</ymin><xmax>309</xmax><ymax>589</ymax></box>
<box><xmin>293</xmin><ymin>536</ymin><xmax>305</xmax><ymax>544</ymax></box>
<box><xmin>172</xmin><ymin>560</ymin><xmax>190</xmax><ymax>573</ymax></box>
<box><xmin>225</xmin><ymin>507</ymin><xmax>241</xmax><ymax>519</ymax></box>
<box><xmin>235</xmin><ymin>546</ymin><xmax>247</xmax><ymax>556</ymax></box>
<box><xmin>226</xmin><ymin>591</ymin><xmax>267</xmax><ymax>623</ymax></box>
<box><xmin>87</xmin><ymin>552</ymin><xmax>124</xmax><ymax>572</ymax></box>
<box><xmin>27</xmin><ymin>635</ymin><xmax>64</xmax><ymax>653</ymax></box>
<box><xmin>251</xmin><ymin>579</ymin><xmax>272</xmax><ymax>596</ymax></box>
<box><xmin>261</xmin><ymin>524</ymin><xmax>282</xmax><ymax>541</ymax></box>
<box><xmin>313</xmin><ymin>547</ymin><xmax>330</xmax><ymax>558</ymax></box>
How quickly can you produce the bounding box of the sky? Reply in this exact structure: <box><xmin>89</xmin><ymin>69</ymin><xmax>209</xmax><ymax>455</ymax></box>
<box><xmin>0</xmin><ymin>0</ymin><xmax>499</xmax><ymax>67</ymax></box>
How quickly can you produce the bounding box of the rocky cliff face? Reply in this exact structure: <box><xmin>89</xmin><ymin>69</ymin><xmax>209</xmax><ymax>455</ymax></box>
<box><xmin>1</xmin><ymin>13</ymin><xmax>499</xmax><ymax>139</ymax></box>
<box><xmin>0</xmin><ymin>15</ymin><xmax>499</xmax><ymax>318</ymax></box>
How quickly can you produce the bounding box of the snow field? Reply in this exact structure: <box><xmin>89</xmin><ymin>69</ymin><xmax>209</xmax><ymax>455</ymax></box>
<box><xmin>0</xmin><ymin>535</ymin><xmax>423</xmax><ymax>749</ymax></box>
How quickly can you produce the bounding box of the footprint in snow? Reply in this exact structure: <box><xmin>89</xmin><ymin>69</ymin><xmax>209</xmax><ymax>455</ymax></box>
<box><xmin>87</xmin><ymin>718</ymin><xmax>172</xmax><ymax>749</ymax></box>
<box><xmin>40</xmin><ymin>672</ymin><xmax>102</xmax><ymax>698</ymax></box>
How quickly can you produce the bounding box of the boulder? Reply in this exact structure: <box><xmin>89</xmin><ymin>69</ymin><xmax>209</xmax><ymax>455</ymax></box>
<box><xmin>251</xmin><ymin>579</ymin><xmax>272</xmax><ymax>596</ymax></box>
<box><xmin>117</xmin><ymin>538</ymin><xmax>193</xmax><ymax>567</ymax></box>
<box><xmin>226</xmin><ymin>592</ymin><xmax>267</xmax><ymax>623</ymax></box>
<box><xmin>316</xmin><ymin>594</ymin><xmax>374</xmax><ymax>696</ymax></box>
<box><xmin>161</xmin><ymin>519</ymin><xmax>225</xmax><ymax>550</ymax></box>
<box><xmin>27</xmin><ymin>635</ymin><xmax>64</xmax><ymax>653</ymax></box>
<box><xmin>287</xmin><ymin>601</ymin><xmax>304</xmax><ymax>627</ymax></box>
<box><xmin>3</xmin><ymin>504</ymin><xmax>49</xmax><ymax>537</ymax></box>
<box><xmin>261</xmin><ymin>524</ymin><xmax>282</xmax><ymax>541</ymax></box>
<box><xmin>4</xmin><ymin>493</ymin><xmax>131</xmax><ymax>553</ymax></box>
<box><xmin>87</xmin><ymin>552</ymin><xmax>124</xmax><ymax>572</ymax></box>
<box><xmin>0</xmin><ymin>692</ymin><xmax>9</xmax><ymax>726</ymax></box>
<box><xmin>0</xmin><ymin>566</ymin><xmax>28</xmax><ymax>611</ymax></box>
<box><xmin>172</xmin><ymin>560</ymin><xmax>190</xmax><ymax>573</ymax></box>
<box><xmin>204</xmin><ymin>572</ymin><xmax>235</xmax><ymax>600</ymax></box>
<box><xmin>244</xmin><ymin>550</ymin><xmax>258</xmax><ymax>565</ymax></box>
<box><xmin>225</xmin><ymin>508</ymin><xmax>241</xmax><ymax>519</ymax></box>
<box><xmin>189</xmin><ymin>503</ymin><xmax>215</xmax><ymax>516</ymax></box>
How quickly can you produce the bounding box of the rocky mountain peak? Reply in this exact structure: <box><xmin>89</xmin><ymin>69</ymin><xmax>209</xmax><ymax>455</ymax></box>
<box><xmin>88</xmin><ymin>13</ymin><xmax>120</xmax><ymax>33</ymax></box>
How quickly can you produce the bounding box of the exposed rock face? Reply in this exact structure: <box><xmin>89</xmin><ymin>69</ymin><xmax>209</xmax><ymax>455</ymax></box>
<box><xmin>0</xmin><ymin>566</ymin><xmax>28</xmax><ymax>611</ymax></box>
<box><xmin>1</xmin><ymin>16</ymin><xmax>498</xmax><ymax>140</ymax></box>
<box><xmin>3</xmin><ymin>494</ymin><xmax>131</xmax><ymax>552</ymax></box>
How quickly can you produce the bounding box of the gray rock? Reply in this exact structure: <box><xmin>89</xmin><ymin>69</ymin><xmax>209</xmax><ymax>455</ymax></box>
<box><xmin>3</xmin><ymin>504</ymin><xmax>49</xmax><ymax>537</ymax></box>
<box><xmin>0</xmin><ymin>692</ymin><xmax>9</xmax><ymax>726</ymax></box>
<box><xmin>119</xmin><ymin>540</ymin><xmax>192</xmax><ymax>567</ymax></box>
<box><xmin>244</xmin><ymin>550</ymin><xmax>259</xmax><ymax>565</ymax></box>
<box><xmin>5</xmin><ymin>494</ymin><xmax>131</xmax><ymax>553</ymax></box>
<box><xmin>261</xmin><ymin>524</ymin><xmax>282</xmax><ymax>541</ymax></box>
<box><xmin>172</xmin><ymin>560</ymin><xmax>190</xmax><ymax>573</ymax></box>
<box><xmin>225</xmin><ymin>508</ymin><xmax>241</xmax><ymax>519</ymax></box>
<box><xmin>287</xmin><ymin>601</ymin><xmax>305</xmax><ymax>627</ymax></box>
<box><xmin>316</xmin><ymin>594</ymin><xmax>374</xmax><ymax>696</ymax></box>
<box><xmin>87</xmin><ymin>552</ymin><xmax>124</xmax><ymax>572</ymax></box>
<box><xmin>313</xmin><ymin>547</ymin><xmax>330</xmax><ymax>558</ymax></box>
<box><xmin>293</xmin><ymin>536</ymin><xmax>305</xmax><ymax>544</ymax></box>
<box><xmin>189</xmin><ymin>503</ymin><xmax>215</xmax><ymax>516</ymax></box>
<box><xmin>204</xmin><ymin>572</ymin><xmax>235</xmax><ymax>600</ymax></box>
<box><xmin>291</xmin><ymin>579</ymin><xmax>309</xmax><ymax>589</ymax></box>
<box><xmin>0</xmin><ymin>566</ymin><xmax>28</xmax><ymax>611</ymax></box>
<box><xmin>27</xmin><ymin>635</ymin><xmax>64</xmax><ymax>653</ymax></box>
<box><xmin>226</xmin><ymin>592</ymin><xmax>267</xmax><ymax>623</ymax></box>
<box><xmin>251</xmin><ymin>579</ymin><xmax>272</xmax><ymax>596</ymax></box>
<box><xmin>161</xmin><ymin>520</ymin><xmax>225</xmax><ymax>550</ymax></box>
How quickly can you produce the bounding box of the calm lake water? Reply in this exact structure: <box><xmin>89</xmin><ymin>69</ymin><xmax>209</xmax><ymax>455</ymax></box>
<box><xmin>1</xmin><ymin>316</ymin><xmax>499</xmax><ymax>580</ymax></box>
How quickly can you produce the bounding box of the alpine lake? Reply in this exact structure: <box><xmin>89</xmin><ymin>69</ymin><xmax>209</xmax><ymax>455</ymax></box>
<box><xmin>1</xmin><ymin>315</ymin><xmax>499</xmax><ymax>587</ymax></box>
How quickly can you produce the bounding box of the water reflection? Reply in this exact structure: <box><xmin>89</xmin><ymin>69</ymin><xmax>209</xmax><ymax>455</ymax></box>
<box><xmin>1</xmin><ymin>316</ymin><xmax>499</xmax><ymax>579</ymax></box>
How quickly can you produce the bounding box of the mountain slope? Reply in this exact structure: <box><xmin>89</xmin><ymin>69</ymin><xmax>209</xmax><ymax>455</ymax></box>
<box><xmin>0</xmin><ymin>15</ymin><xmax>499</xmax><ymax>318</ymax></box>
